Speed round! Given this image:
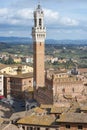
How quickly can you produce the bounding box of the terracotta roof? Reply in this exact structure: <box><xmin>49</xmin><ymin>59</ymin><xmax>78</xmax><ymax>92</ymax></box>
<box><xmin>48</xmin><ymin>69</ymin><xmax>67</xmax><ymax>74</ymax></box>
<box><xmin>78</xmin><ymin>68</ymin><xmax>87</xmax><ymax>73</ymax></box>
<box><xmin>0</xmin><ymin>118</ymin><xmax>3</xmax><ymax>124</ymax></box>
<box><xmin>0</xmin><ymin>102</ymin><xmax>13</xmax><ymax>118</ymax></box>
<box><xmin>10</xmin><ymin>111</ymin><xmax>27</xmax><ymax>121</ymax></box>
<box><xmin>5</xmin><ymin>64</ymin><xmax>29</xmax><ymax>68</ymax></box>
<box><xmin>50</xmin><ymin>106</ymin><xmax>68</xmax><ymax>114</ymax></box>
<box><xmin>4</xmin><ymin>73</ymin><xmax>33</xmax><ymax>78</ymax></box>
<box><xmin>3</xmin><ymin>64</ymin><xmax>33</xmax><ymax>70</ymax></box>
<box><xmin>0</xmin><ymin>63</ymin><xmax>32</xmax><ymax>69</ymax></box>
<box><xmin>63</xmin><ymin>94</ymin><xmax>72</xmax><ymax>99</ymax></box>
<box><xmin>1</xmin><ymin>124</ymin><xmax>20</xmax><ymax>130</ymax></box>
<box><xmin>57</xmin><ymin>113</ymin><xmax>87</xmax><ymax>123</ymax></box>
<box><xmin>3</xmin><ymin>74</ymin><xmax>10</xmax><ymax>77</ymax></box>
<box><xmin>10</xmin><ymin>107</ymin><xmax>46</xmax><ymax>121</ymax></box>
<box><xmin>80</xmin><ymin>105</ymin><xmax>87</xmax><ymax>111</ymax></box>
<box><xmin>17</xmin><ymin>114</ymin><xmax>55</xmax><ymax>126</ymax></box>
<box><xmin>0</xmin><ymin>72</ymin><xmax>3</xmax><ymax>75</ymax></box>
<box><xmin>68</xmin><ymin>101</ymin><xmax>80</xmax><ymax>113</ymax></box>
<box><xmin>54</xmin><ymin>70</ymin><xmax>67</xmax><ymax>74</ymax></box>
<box><xmin>0</xmin><ymin>63</ymin><xmax>7</xmax><ymax>70</ymax></box>
<box><xmin>40</xmin><ymin>104</ymin><xmax>53</xmax><ymax>109</ymax></box>
<box><xmin>33</xmin><ymin>107</ymin><xmax>47</xmax><ymax>114</ymax></box>
<box><xmin>26</xmin><ymin>87</ymin><xmax>34</xmax><ymax>92</ymax></box>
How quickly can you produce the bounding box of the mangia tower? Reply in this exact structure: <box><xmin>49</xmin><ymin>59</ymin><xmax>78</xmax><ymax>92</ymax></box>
<box><xmin>32</xmin><ymin>4</ymin><xmax>46</xmax><ymax>89</ymax></box>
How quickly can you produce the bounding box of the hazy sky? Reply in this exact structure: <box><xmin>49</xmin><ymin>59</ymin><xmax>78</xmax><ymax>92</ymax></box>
<box><xmin>0</xmin><ymin>0</ymin><xmax>87</xmax><ymax>40</ymax></box>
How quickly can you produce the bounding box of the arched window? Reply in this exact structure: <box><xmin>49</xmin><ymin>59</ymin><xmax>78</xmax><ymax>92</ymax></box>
<box><xmin>72</xmin><ymin>88</ymin><xmax>74</xmax><ymax>92</ymax></box>
<box><xmin>78</xmin><ymin>125</ymin><xmax>83</xmax><ymax>130</ymax></box>
<box><xmin>40</xmin><ymin>42</ymin><xmax>41</xmax><ymax>46</ymax></box>
<box><xmin>35</xmin><ymin>19</ymin><xmax>37</xmax><ymax>27</ymax></box>
<box><xmin>39</xmin><ymin>18</ymin><xmax>42</xmax><ymax>26</ymax></box>
<box><xmin>62</xmin><ymin>88</ymin><xmax>65</xmax><ymax>93</ymax></box>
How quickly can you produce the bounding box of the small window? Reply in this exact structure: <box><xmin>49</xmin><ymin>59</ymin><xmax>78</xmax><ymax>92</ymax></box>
<box><xmin>40</xmin><ymin>42</ymin><xmax>41</xmax><ymax>46</ymax></box>
<box><xmin>46</xmin><ymin>128</ymin><xmax>49</xmax><ymax>130</ymax></box>
<box><xmin>66</xmin><ymin>125</ymin><xmax>70</xmax><ymax>129</ymax></box>
<box><xmin>72</xmin><ymin>88</ymin><xmax>74</xmax><ymax>92</ymax></box>
<box><xmin>29</xmin><ymin>80</ymin><xmax>31</xmax><ymax>83</ymax></box>
<box><xmin>30</xmin><ymin>127</ymin><xmax>33</xmax><ymax>130</ymax></box>
<box><xmin>62</xmin><ymin>88</ymin><xmax>65</xmax><ymax>93</ymax></box>
<box><xmin>59</xmin><ymin>75</ymin><xmax>61</xmax><ymax>77</ymax></box>
<box><xmin>22</xmin><ymin>126</ymin><xmax>25</xmax><ymax>130</ymax></box>
<box><xmin>35</xmin><ymin>19</ymin><xmax>37</xmax><ymax>27</ymax></box>
<box><xmin>37</xmin><ymin>128</ymin><xmax>40</xmax><ymax>130</ymax></box>
<box><xmin>39</xmin><ymin>18</ymin><xmax>42</xmax><ymax>26</ymax></box>
<box><xmin>78</xmin><ymin>125</ymin><xmax>83</xmax><ymax>129</ymax></box>
<box><xmin>24</xmin><ymin>81</ymin><xmax>26</xmax><ymax>85</ymax></box>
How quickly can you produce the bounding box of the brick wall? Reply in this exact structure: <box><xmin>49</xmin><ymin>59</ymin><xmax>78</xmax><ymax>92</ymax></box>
<box><xmin>4</xmin><ymin>76</ymin><xmax>33</xmax><ymax>99</ymax></box>
<box><xmin>33</xmin><ymin>42</ymin><xmax>45</xmax><ymax>88</ymax></box>
<box><xmin>34</xmin><ymin>86</ymin><xmax>53</xmax><ymax>104</ymax></box>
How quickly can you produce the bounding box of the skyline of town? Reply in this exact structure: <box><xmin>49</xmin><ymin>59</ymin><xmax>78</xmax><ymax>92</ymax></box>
<box><xmin>0</xmin><ymin>2</ymin><xmax>87</xmax><ymax>130</ymax></box>
<box><xmin>0</xmin><ymin>0</ymin><xmax>87</xmax><ymax>40</ymax></box>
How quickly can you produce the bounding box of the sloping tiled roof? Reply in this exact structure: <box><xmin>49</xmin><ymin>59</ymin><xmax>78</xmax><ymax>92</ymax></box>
<box><xmin>57</xmin><ymin>113</ymin><xmax>87</xmax><ymax>123</ymax></box>
<box><xmin>33</xmin><ymin>107</ymin><xmax>47</xmax><ymax>114</ymax></box>
<box><xmin>0</xmin><ymin>102</ymin><xmax>13</xmax><ymax>118</ymax></box>
<box><xmin>40</xmin><ymin>104</ymin><xmax>53</xmax><ymax>109</ymax></box>
<box><xmin>0</xmin><ymin>118</ymin><xmax>3</xmax><ymax>124</ymax></box>
<box><xmin>0</xmin><ymin>72</ymin><xmax>3</xmax><ymax>75</ymax></box>
<box><xmin>1</xmin><ymin>124</ymin><xmax>20</xmax><ymax>130</ymax></box>
<box><xmin>63</xmin><ymin>94</ymin><xmax>72</xmax><ymax>99</ymax></box>
<box><xmin>10</xmin><ymin>107</ymin><xmax>46</xmax><ymax>121</ymax></box>
<box><xmin>80</xmin><ymin>105</ymin><xmax>87</xmax><ymax>111</ymax></box>
<box><xmin>78</xmin><ymin>68</ymin><xmax>87</xmax><ymax>73</ymax></box>
<box><xmin>26</xmin><ymin>87</ymin><xmax>34</xmax><ymax>92</ymax></box>
<box><xmin>68</xmin><ymin>101</ymin><xmax>80</xmax><ymax>113</ymax></box>
<box><xmin>10</xmin><ymin>111</ymin><xmax>26</xmax><ymax>121</ymax></box>
<box><xmin>50</xmin><ymin>106</ymin><xmax>68</xmax><ymax>114</ymax></box>
<box><xmin>0</xmin><ymin>63</ymin><xmax>7</xmax><ymax>70</ymax></box>
<box><xmin>4</xmin><ymin>73</ymin><xmax>33</xmax><ymax>78</ymax></box>
<box><xmin>17</xmin><ymin>114</ymin><xmax>55</xmax><ymax>126</ymax></box>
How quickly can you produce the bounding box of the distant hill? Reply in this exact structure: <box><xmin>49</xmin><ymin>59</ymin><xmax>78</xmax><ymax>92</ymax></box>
<box><xmin>0</xmin><ymin>42</ymin><xmax>10</xmax><ymax>51</ymax></box>
<box><xmin>0</xmin><ymin>37</ymin><xmax>32</xmax><ymax>44</ymax></box>
<box><xmin>46</xmin><ymin>39</ymin><xmax>87</xmax><ymax>45</ymax></box>
<box><xmin>0</xmin><ymin>36</ymin><xmax>87</xmax><ymax>45</ymax></box>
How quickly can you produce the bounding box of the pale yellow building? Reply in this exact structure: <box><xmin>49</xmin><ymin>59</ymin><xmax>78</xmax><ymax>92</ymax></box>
<box><xmin>0</xmin><ymin>64</ymin><xmax>33</xmax><ymax>75</ymax></box>
<box><xmin>13</xmin><ymin>57</ymin><xmax>21</xmax><ymax>63</ymax></box>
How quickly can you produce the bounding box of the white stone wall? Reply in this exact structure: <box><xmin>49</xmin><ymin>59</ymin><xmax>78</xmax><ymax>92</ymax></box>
<box><xmin>0</xmin><ymin>74</ymin><xmax>4</xmax><ymax>95</ymax></box>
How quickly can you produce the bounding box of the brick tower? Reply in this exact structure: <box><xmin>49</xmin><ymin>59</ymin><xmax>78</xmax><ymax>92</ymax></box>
<box><xmin>32</xmin><ymin>4</ymin><xmax>46</xmax><ymax>89</ymax></box>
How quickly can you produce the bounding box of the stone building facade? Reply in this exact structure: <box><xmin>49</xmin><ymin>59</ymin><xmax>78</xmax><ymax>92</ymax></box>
<box><xmin>0</xmin><ymin>73</ymin><xmax>4</xmax><ymax>95</ymax></box>
<box><xmin>45</xmin><ymin>70</ymin><xmax>86</xmax><ymax>104</ymax></box>
<box><xmin>4</xmin><ymin>73</ymin><xmax>33</xmax><ymax>99</ymax></box>
<box><xmin>34</xmin><ymin>86</ymin><xmax>53</xmax><ymax>105</ymax></box>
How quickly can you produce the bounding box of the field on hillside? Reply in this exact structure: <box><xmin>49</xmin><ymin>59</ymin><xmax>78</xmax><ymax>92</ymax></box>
<box><xmin>0</xmin><ymin>42</ymin><xmax>87</xmax><ymax>68</ymax></box>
